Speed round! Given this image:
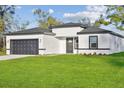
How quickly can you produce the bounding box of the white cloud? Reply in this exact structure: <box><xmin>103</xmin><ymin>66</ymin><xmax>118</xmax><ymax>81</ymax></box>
<box><xmin>32</xmin><ymin>8</ymin><xmax>54</xmax><ymax>14</ymax></box>
<box><xmin>63</xmin><ymin>5</ymin><xmax>107</xmax><ymax>23</ymax></box>
<box><xmin>48</xmin><ymin>9</ymin><xmax>54</xmax><ymax>14</ymax></box>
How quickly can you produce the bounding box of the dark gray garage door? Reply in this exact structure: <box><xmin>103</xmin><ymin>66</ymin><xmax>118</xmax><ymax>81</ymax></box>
<box><xmin>10</xmin><ymin>39</ymin><xmax>38</xmax><ymax>54</ymax></box>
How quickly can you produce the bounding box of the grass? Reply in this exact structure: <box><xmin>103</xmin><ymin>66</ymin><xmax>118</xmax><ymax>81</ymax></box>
<box><xmin>0</xmin><ymin>53</ymin><xmax>124</xmax><ymax>87</ymax></box>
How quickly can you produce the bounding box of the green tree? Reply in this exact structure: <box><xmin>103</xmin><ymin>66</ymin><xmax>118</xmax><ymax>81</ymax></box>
<box><xmin>0</xmin><ymin>5</ymin><xmax>15</xmax><ymax>48</ymax></box>
<box><xmin>95</xmin><ymin>5</ymin><xmax>124</xmax><ymax>30</ymax></box>
<box><xmin>12</xmin><ymin>15</ymin><xmax>30</xmax><ymax>31</ymax></box>
<box><xmin>33</xmin><ymin>9</ymin><xmax>62</xmax><ymax>29</ymax></box>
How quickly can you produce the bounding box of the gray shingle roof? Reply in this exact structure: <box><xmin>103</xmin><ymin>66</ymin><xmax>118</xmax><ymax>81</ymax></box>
<box><xmin>77</xmin><ymin>27</ymin><xmax>110</xmax><ymax>34</ymax></box>
<box><xmin>51</xmin><ymin>23</ymin><xmax>87</xmax><ymax>28</ymax></box>
<box><xmin>5</xmin><ymin>27</ymin><xmax>55</xmax><ymax>35</ymax></box>
<box><xmin>77</xmin><ymin>26</ymin><xmax>124</xmax><ymax>38</ymax></box>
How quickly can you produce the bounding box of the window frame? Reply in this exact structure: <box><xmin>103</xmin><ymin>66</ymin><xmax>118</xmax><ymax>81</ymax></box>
<box><xmin>89</xmin><ymin>36</ymin><xmax>98</xmax><ymax>49</ymax></box>
<box><xmin>74</xmin><ymin>37</ymin><xmax>78</xmax><ymax>49</ymax></box>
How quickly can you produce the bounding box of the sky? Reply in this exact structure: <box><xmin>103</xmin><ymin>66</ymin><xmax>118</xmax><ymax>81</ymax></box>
<box><xmin>15</xmin><ymin>5</ymin><xmax>107</xmax><ymax>29</ymax></box>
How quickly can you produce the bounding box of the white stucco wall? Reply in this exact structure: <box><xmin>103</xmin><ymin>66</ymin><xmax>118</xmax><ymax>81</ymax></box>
<box><xmin>52</xmin><ymin>27</ymin><xmax>83</xmax><ymax>54</ymax></box>
<box><xmin>78</xmin><ymin>33</ymin><xmax>111</xmax><ymax>54</ymax></box>
<box><xmin>58</xmin><ymin>37</ymin><xmax>66</xmax><ymax>54</ymax></box>
<box><xmin>6</xmin><ymin>34</ymin><xmax>44</xmax><ymax>55</ymax></box>
<box><xmin>42</xmin><ymin>35</ymin><xmax>60</xmax><ymax>54</ymax></box>
<box><xmin>6</xmin><ymin>26</ymin><xmax>124</xmax><ymax>55</ymax></box>
<box><xmin>109</xmin><ymin>34</ymin><xmax>124</xmax><ymax>54</ymax></box>
<box><xmin>52</xmin><ymin>27</ymin><xmax>84</xmax><ymax>37</ymax></box>
<box><xmin>78</xmin><ymin>33</ymin><xmax>124</xmax><ymax>54</ymax></box>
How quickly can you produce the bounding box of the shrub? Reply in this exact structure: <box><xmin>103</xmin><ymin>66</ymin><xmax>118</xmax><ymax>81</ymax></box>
<box><xmin>93</xmin><ymin>52</ymin><xmax>96</xmax><ymax>55</ymax></box>
<box><xmin>83</xmin><ymin>53</ymin><xmax>87</xmax><ymax>55</ymax></box>
<box><xmin>0</xmin><ymin>48</ymin><xmax>6</xmax><ymax>55</ymax></box>
<box><xmin>98</xmin><ymin>53</ymin><xmax>103</xmax><ymax>55</ymax></box>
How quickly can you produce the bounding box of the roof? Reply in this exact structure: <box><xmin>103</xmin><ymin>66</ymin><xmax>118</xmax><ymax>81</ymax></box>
<box><xmin>5</xmin><ymin>27</ymin><xmax>55</xmax><ymax>35</ymax></box>
<box><xmin>51</xmin><ymin>23</ymin><xmax>88</xmax><ymax>28</ymax></box>
<box><xmin>77</xmin><ymin>26</ymin><xmax>124</xmax><ymax>38</ymax></box>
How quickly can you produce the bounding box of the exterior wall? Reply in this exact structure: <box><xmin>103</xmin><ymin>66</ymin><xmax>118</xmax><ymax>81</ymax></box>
<box><xmin>6</xmin><ymin>27</ymin><xmax>124</xmax><ymax>55</ymax></box>
<box><xmin>42</xmin><ymin>35</ymin><xmax>60</xmax><ymax>54</ymax></box>
<box><xmin>52</xmin><ymin>27</ymin><xmax>82</xmax><ymax>54</ymax></box>
<box><xmin>109</xmin><ymin>34</ymin><xmax>124</xmax><ymax>54</ymax></box>
<box><xmin>43</xmin><ymin>36</ymin><xmax>78</xmax><ymax>54</ymax></box>
<box><xmin>56</xmin><ymin>37</ymin><xmax>78</xmax><ymax>54</ymax></box>
<box><xmin>58</xmin><ymin>37</ymin><xmax>66</xmax><ymax>54</ymax></box>
<box><xmin>78</xmin><ymin>33</ymin><xmax>111</xmax><ymax>54</ymax></box>
<box><xmin>6</xmin><ymin>34</ymin><xmax>44</xmax><ymax>55</ymax></box>
<box><xmin>52</xmin><ymin>27</ymin><xmax>84</xmax><ymax>37</ymax></box>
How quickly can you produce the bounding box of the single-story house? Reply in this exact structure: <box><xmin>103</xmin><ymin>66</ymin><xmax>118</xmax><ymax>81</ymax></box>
<box><xmin>5</xmin><ymin>23</ymin><xmax>124</xmax><ymax>55</ymax></box>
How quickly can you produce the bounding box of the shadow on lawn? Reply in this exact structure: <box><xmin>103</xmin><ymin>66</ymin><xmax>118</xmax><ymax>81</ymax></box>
<box><xmin>107</xmin><ymin>58</ymin><xmax>124</xmax><ymax>67</ymax></box>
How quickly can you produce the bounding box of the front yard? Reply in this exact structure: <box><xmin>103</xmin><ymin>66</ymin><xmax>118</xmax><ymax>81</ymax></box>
<box><xmin>0</xmin><ymin>53</ymin><xmax>124</xmax><ymax>87</ymax></box>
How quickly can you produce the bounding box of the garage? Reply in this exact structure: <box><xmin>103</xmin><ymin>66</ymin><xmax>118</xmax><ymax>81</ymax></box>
<box><xmin>10</xmin><ymin>39</ymin><xmax>38</xmax><ymax>55</ymax></box>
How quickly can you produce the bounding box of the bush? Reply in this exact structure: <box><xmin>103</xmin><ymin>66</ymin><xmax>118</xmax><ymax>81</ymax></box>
<box><xmin>93</xmin><ymin>52</ymin><xmax>96</xmax><ymax>55</ymax></box>
<box><xmin>0</xmin><ymin>48</ymin><xmax>6</xmax><ymax>55</ymax></box>
<box><xmin>98</xmin><ymin>53</ymin><xmax>103</xmax><ymax>55</ymax></box>
<box><xmin>0</xmin><ymin>48</ymin><xmax>4</xmax><ymax>52</ymax></box>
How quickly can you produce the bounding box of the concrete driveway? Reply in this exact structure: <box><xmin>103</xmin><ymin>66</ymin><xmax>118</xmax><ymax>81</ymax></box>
<box><xmin>0</xmin><ymin>55</ymin><xmax>34</xmax><ymax>61</ymax></box>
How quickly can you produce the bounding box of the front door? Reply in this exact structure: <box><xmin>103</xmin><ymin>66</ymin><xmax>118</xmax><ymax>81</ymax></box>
<box><xmin>66</xmin><ymin>38</ymin><xmax>73</xmax><ymax>53</ymax></box>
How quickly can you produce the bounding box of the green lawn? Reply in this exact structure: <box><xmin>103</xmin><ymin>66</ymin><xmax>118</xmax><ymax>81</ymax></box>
<box><xmin>0</xmin><ymin>53</ymin><xmax>124</xmax><ymax>88</ymax></box>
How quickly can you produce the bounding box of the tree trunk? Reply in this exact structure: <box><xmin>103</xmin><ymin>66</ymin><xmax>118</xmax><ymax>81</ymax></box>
<box><xmin>2</xmin><ymin>34</ymin><xmax>5</xmax><ymax>49</ymax></box>
<box><xmin>2</xmin><ymin>19</ymin><xmax>5</xmax><ymax>49</ymax></box>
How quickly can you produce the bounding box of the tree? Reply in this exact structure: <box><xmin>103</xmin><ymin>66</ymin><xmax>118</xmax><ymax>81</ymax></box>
<box><xmin>79</xmin><ymin>17</ymin><xmax>91</xmax><ymax>26</ymax></box>
<box><xmin>0</xmin><ymin>5</ymin><xmax>15</xmax><ymax>32</ymax></box>
<box><xmin>95</xmin><ymin>5</ymin><xmax>124</xmax><ymax>30</ymax></box>
<box><xmin>33</xmin><ymin>9</ymin><xmax>62</xmax><ymax>29</ymax></box>
<box><xmin>11</xmin><ymin>16</ymin><xmax>30</xmax><ymax>31</ymax></box>
<box><xmin>0</xmin><ymin>5</ymin><xmax>15</xmax><ymax>48</ymax></box>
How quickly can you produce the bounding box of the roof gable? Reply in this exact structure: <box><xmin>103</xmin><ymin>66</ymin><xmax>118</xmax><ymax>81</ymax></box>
<box><xmin>77</xmin><ymin>26</ymin><xmax>124</xmax><ymax>38</ymax></box>
<box><xmin>5</xmin><ymin>27</ymin><xmax>55</xmax><ymax>35</ymax></box>
<box><xmin>51</xmin><ymin>23</ymin><xmax>87</xmax><ymax>28</ymax></box>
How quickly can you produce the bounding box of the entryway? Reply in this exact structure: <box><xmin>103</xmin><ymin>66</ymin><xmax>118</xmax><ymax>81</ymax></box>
<box><xmin>66</xmin><ymin>38</ymin><xmax>73</xmax><ymax>53</ymax></box>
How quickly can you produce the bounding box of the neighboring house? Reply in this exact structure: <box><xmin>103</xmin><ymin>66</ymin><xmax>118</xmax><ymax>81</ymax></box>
<box><xmin>5</xmin><ymin>23</ymin><xmax>124</xmax><ymax>55</ymax></box>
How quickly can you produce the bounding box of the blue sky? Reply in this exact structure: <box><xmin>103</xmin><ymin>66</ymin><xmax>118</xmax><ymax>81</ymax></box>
<box><xmin>15</xmin><ymin>5</ymin><xmax>107</xmax><ymax>28</ymax></box>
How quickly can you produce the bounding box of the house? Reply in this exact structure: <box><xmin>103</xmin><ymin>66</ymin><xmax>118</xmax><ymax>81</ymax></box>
<box><xmin>5</xmin><ymin>23</ymin><xmax>124</xmax><ymax>55</ymax></box>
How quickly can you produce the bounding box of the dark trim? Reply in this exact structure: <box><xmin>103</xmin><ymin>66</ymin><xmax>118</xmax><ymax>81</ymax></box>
<box><xmin>89</xmin><ymin>36</ymin><xmax>98</xmax><ymax>49</ymax></box>
<box><xmin>77</xmin><ymin>31</ymin><xmax>109</xmax><ymax>34</ymax></box>
<box><xmin>74</xmin><ymin>37</ymin><xmax>78</xmax><ymax>49</ymax></box>
<box><xmin>7</xmin><ymin>49</ymin><xmax>46</xmax><ymax>50</ymax></box>
<box><xmin>110</xmin><ymin>32</ymin><xmax>124</xmax><ymax>38</ymax></box>
<box><xmin>4</xmin><ymin>27</ymin><xmax>55</xmax><ymax>36</ymax></box>
<box><xmin>77</xmin><ymin>30</ymin><xmax>124</xmax><ymax>38</ymax></box>
<box><xmin>5</xmin><ymin>32</ymin><xmax>55</xmax><ymax>36</ymax></box>
<box><xmin>10</xmin><ymin>39</ymin><xmax>39</xmax><ymax>41</ymax></box>
<box><xmin>39</xmin><ymin>48</ymin><xmax>46</xmax><ymax>50</ymax></box>
<box><xmin>77</xmin><ymin>48</ymin><xmax>110</xmax><ymax>50</ymax></box>
<box><xmin>51</xmin><ymin>23</ymin><xmax>87</xmax><ymax>28</ymax></box>
<box><xmin>52</xmin><ymin>25</ymin><xmax>79</xmax><ymax>28</ymax></box>
<box><xmin>77</xmin><ymin>26</ymin><xmax>124</xmax><ymax>38</ymax></box>
<box><xmin>6</xmin><ymin>49</ymin><xmax>10</xmax><ymax>50</ymax></box>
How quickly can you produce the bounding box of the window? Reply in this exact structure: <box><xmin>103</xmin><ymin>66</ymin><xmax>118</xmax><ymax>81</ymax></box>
<box><xmin>89</xmin><ymin>36</ymin><xmax>98</xmax><ymax>49</ymax></box>
<box><xmin>74</xmin><ymin>37</ymin><xmax>78</xmax><ymax>49</ymax></box>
